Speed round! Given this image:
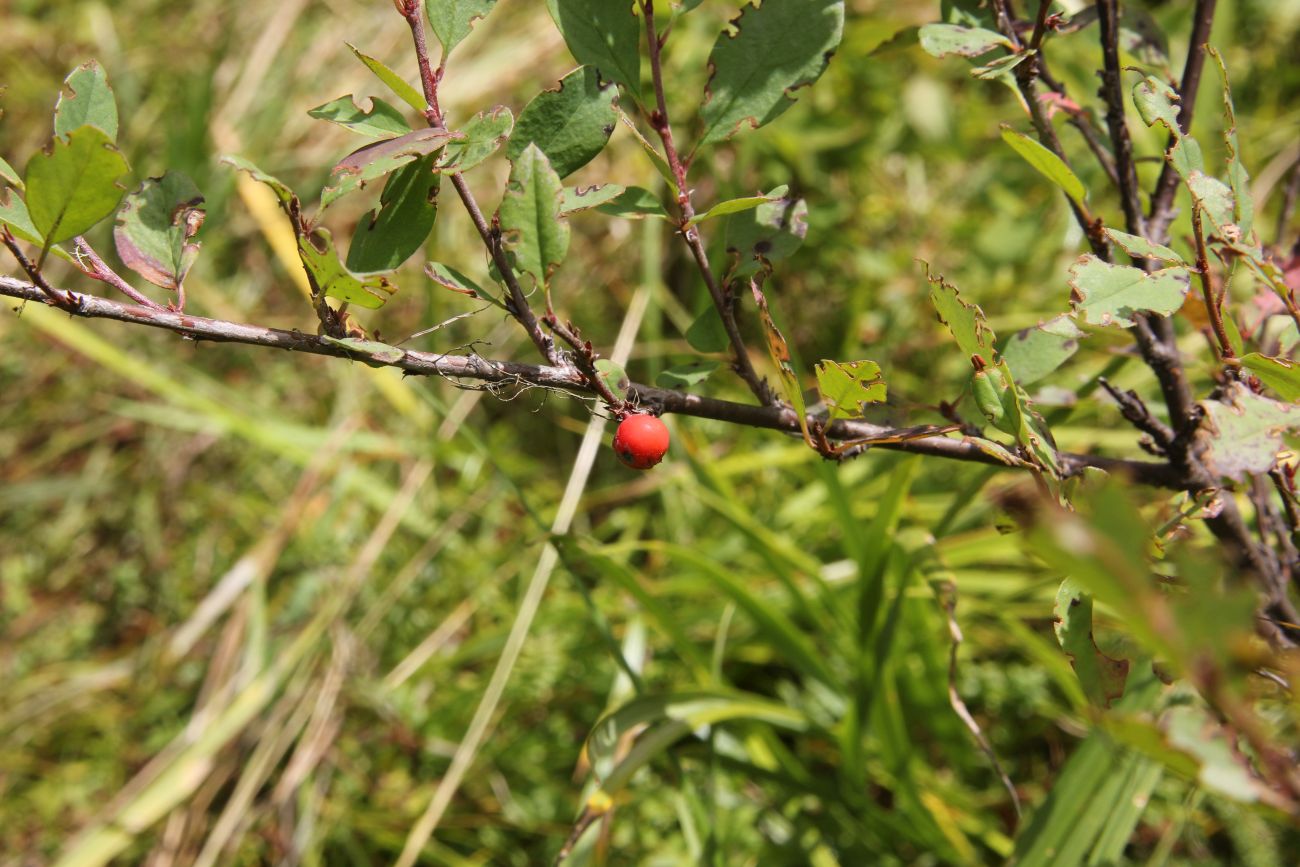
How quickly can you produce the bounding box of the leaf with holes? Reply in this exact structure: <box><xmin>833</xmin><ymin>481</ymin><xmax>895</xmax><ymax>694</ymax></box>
<box><xmin>441</xmin><ymin>106</ymin><xmax>513</xmax><ymax>173</ymax></box>
<box><xmin>699</xmin><ymin>0</ymin><xmax>844</xmax><ymax>145</ymax></box>
<box><xmin>546</xmin><ymin>0</ymin><xmax>642</xmax><ymax>100</ymax></box>
<box><xmin>1198</xmin><ymin>383</ymin><xmax>1300</xmax><ymax>481</ymax></box>
<box><xmin>1000</xmin><ymin>315</ymin><xmax>1085</xmax><ymax>385</ymax></box>
<box><xmin>1068</xmin><ymin>255</ymin><xmax>1189</xmax><ymax>328</ymax></box>
<box><xmin>1133</xmin><ymin>75</ymin><xmax>1180</xmax><ymax>133</ymax></box>
<box><xmin>815</xmin><ymin>360</ymin><xmax>886</xmax><ymax>420</ymax></box>
<box><xmin>1209</xmin><ymin>47</ymin><xmax>1253</xmax><ymax>239</ymax></box>
<box><xmin>724</xmin><ymin>189</ymin><xmax>807</xmax><ymax>278</ymax></box>
<box><xmin>1054</xmin><ymin>578</ymin><xmax>1129</xmax><ymax>708</ymax></box>
<box><xmin>298</xmin><ymin>226</ymin><xmax>396</xmax><ymax>309</ymax></box>
<box><xmin>113</xmin><ymin>172</ymin><xmax>205</xmax><ymax>290</ymax></box>
<box><xmin>499</xmin><ymin>143</ymin><xmax>569</xmax><ymax>288</ymax></box>
<box><xmin>307</xmin><ymin>94</ymin><xmax>411</xmax><ymax>139</ymax></box>
<box><xmin>923</xmin><ymin>262</ymin><xmax>996</xmax><ymax>368</ymax></box>
<box><xmin>507</xmin><ymin>66</ymin><xmax>617</xmax><ymax>179</ymax></box>
<box><xmin>1186</xmin><ymin>171</ymin><xmax>1234</xmax><ymax>235</ymax></box>
<box><xmin>322</xmin><ymin>127</ymin><xmax>456</xmax><ymax>207</ymax></box>
<box><xmin>1000</xmin><ymin>126</ymin><xmax>1086</xmax><ymax>206</ymax></box>
<box><xmin>25</xmin><ymin>124</ymin><xmax>130</xmax><ymax>244</ymax></box>
<box><xmin>428</xmin><ymin>0</ymin><xmax>498</xmax><ymax>57</ymax></box>
<box><xmin>917</xmin><ymin>22</ymin><xmax>1011</xmax><ymax>58</ymax></box>
<box><xmin>55</xmin><ymin>60</ymin><xmax>118</xmax><ymax>141</ymax></box>
<box><xmin>1103</xmin><ymin>228</ymin><xmax>1184</xmax><ymax>266</ymax></box>
<box><xmin>346</xmin><ymin>153</ymin><xmax>439</xmax><ymax>273</ymax></box>
<box><xmin>560</xmin><ymin>183</ymin><xmax>625</xmax><ymax>215</ymax></box>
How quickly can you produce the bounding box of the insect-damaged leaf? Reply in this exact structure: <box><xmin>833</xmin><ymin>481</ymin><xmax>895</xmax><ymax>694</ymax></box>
<box><xmin>322</xmin><ymin>127</ymin><xmax>457</xmax><ymax>207</ymax></box>
<box><xmin>507</xmin><ymin>66</ymin><xmax>617</xmax><ymax>179</ymax></box>
<box><xmin>499</xmin><ymin>143</ymin><xmax>569</xmax><ymax>289</ymax></box>
<box><xmin>113</xmin><ymin>172</ymin><xmax>206</xmax><ymax>290</ymax></box>
<box><xmin>1000</xmin><ymin>314</ymin><xmax>1085</xmax><ymax>385</ymax></box>
<box><xmin>1133</xmin><ymin>74</ymin><xmax>1181</xmax><ymax>133</ymax></box>
<box><xmin>1103</xmin><ymin>228</ymin><xmax>1185</xmax><ymax>266</ymax></box>
<box><xmin>917</xmin><ymin>22</ymin><xmax>1012</xmax><ymax>58</ymax></box>
<box><xmin>1054</xmin><ymin>578</ymin><xmax>1130</xmax><ymax>708</ymax></box>
<box><xmin>1198</xmin><ymin>383</ymin><xmax>1300</xmax><ymax>481</ymax></box>
<box><xmin>54</xmin><ymin>60</ymin><xmax>119</xmax><ymax>141</ymax></box>
<box><xmin>25</xmin><ymin>124</ymin><xmax>130</xmax><ymax>244</ymax></box>
<box><xmin>1209</xmin><ymin>47</ymin><xmax>1254</xmax><ymax>239</ymax></box>
<box><xmin>441</xmin><ymin>106</ymin><xmax>513</xmax><ymax>173</ymax></box>
<box><xmin>815</xmin><ymin>359</ymin><xmax>886</xmax><ymax>420</ymax></box>
<box><xmin>307</xmin><ymin>94</ymin><xmax>411</xmax><ymax>139</ymax></box>
<box><xmin>688</xmin><ymin>185</ymin><xmax>788</xmax><ymax>228</ymax></box>
<box><xmin>751</xmin><ymin>278</ymin><xmax>811</xmax><ymax>444</ymax></box>
<box><xmin>560</xmin><ymin>183</ymin><xmax>625</xmax><ymax>215</ymax></box>
<box><xmin>298</xmin><ymin>226</ymin><xmax>396</xmax><ymax>309</ymax></box>
<box><xmin>699</xmin><ymin>0</ymin><xmax>844</xmax><ymax>145</ymax></box>
<box><xmin>1068</xmin><ymin>254</ymin><xmax>1189</xmax><ymax>328</ymax></box>
<box><xmin>428</xmin><ymin>0</ymin><xmax>498</xmax><ymax>58</ymax></box>
<box><xmin>547</xmin><ymin>0</ymin><xmax>643</xmax><ymax>100</ymax></box>
<box><xmin>723</xmin><ymin>188</ymin><xmax>807</xmax><ymax>278</ymax></box>
<box><xmin>922</xmin><ymin>262</ymin><xmax>996</xmax><ymax>368</ymax></box>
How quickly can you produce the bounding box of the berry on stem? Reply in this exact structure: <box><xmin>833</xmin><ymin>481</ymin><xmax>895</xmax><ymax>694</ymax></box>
<box><xmin>613</xmin><ymin>413</ymin><xmax>670</xmax><ymax>469</ymax></box>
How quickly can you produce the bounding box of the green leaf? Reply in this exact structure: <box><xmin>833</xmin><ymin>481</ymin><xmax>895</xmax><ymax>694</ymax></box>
<box><xmin>223</xmin><ymin>155</ymin><xmax>296</xmax><ymax>209</ymax></box>
<box><xmin>345</xmin><ymin>43</ymin><xmax>426</xmax><ymax>113</ymax></box>
<box><xmin>0</xmin><ymin>156</ymin><xmax>23</xmax><ymax>190</ymax></box>
<box><xmin>1186</xmin><ymin>170</ymin><xmax>1235</xmax><ymax>234</ymax></box>
<box><xmin>1054</xmin><ymin>578</ymin><xmax>1130</xmax><ymax>708</ymax></box>
<box><xmin>684</xmin><ymin>306</ymin><xmax>727</xmax><ymax>353</ymax></box>
<box><xmin>322</xmin><ymin>127</ymin><xmax>456</xmax><ymax>208</ymax></box>
<box><xmin>546</xmin><ymin>0</ymin><xmax>643</xmax><ymax>100</ymax></box>
<box><xmin>687</xmin><ymin>185</ymin><xmax>788</xmax><ymax>227</ymax></box>
<box><xmin>425</xmin><ymin>260</ymin><xmax>508</xmax><ymax>310</ymax></box>
<box><xmin>917</xmin><ymin>22</ymin><xmax>1012</xmax><ymax>58</ymax></box>
<box><xmin>969</xmin><ymin>50</ymin><xmax>1032</xmax><ymax>82</ymax></box>
<box><xmin>1166</xmin><ymin>135</ymin><xmax>1204</xmax><ymax>181</ymax></box>
<box><xmin>656</xmin><ymin>360</ymin><xmax>720</xmax><ymax>388</ymax></box>
<box><xmin>498</xmin><ymin>143</ymin><xmax>569</xmax><ymax>288</ymax></box>
<box><xmin>1000</xmin><ymin>314</ymin><xmax>1085</xmax><ymax>385</ymax></box>
<box><xmin>1163</xmin><ymin>705</ymin><xmax>1269</xmax><ymax>803</ymax></box>
<box><xmin>1068</xmin><ymin>254</ymin><xmax>1189</xmax><ymax>328</ymax></box>
<box><xmin>297</xmin><ymin>226</ymin><xmax>396</xmax><ymax>309</ymax></box>
<box><xmin>441</xmin><ymin>105</ymin><xmax>513</xmax><ymax>173</ymax></box>
<box><xmin>814</xmin><ymin>359</ymin><xmax>886</xmax><ymax>420</ymax></box>
<box><xmin>1132</xmin><ymin>74</ymin><xmax>1181</xmax><ymax>133</ymax></box>
<box><xmin>1199</xmin><ymin>383</ymin><xmax>1300</xmax><ymax>481</ymax></box>
<box><xmin>1000</xmin><ymin>125</ymin><xmax>1087</xmax><ymax>206</ymax></box>
<box><xmin>427</xmin><ymin>0</ymin><xmax>497</xmax><ymax>58</ymax></box>
<box><xmin>346</xmin><ymin>153</ymin><xmax>439</xmax><ymax>273</ymax></box>
<box><xmin>1240</xmin><ymin>353</ymin><xmax>1300</xmax><ymax>402</ymax></box>
<box><xmin>1103</xmin><ymin>228</ymin><xmax>1185</xmax><ymax>265</ymax></box>
<box><xmin>559</xmin><ymin>183</ymin><xmax>625</xmax><ymax>214</ymax></box>
<box><xmin>751</xmin><ymin>280</ymin><xmax>811</xmax><ymax>444</ymax></box>
<box><xmin>723</xmin><ymin>189</ymin><xmax>807</xmax><ymax>278</ymax></box>
<box><xmin>594</xmin><ymin>358</ymin><xmax>629</xmax><ymax>400</ymax></box>
<box><xmin>25</xmin><ymin>124</ymin><xmax>130</xmax><ymax>244</ymax></box>
<box><xmin>506</xmin><ymin>66</ymin><xmax>618</xmax><ymax>179</ymax></box>
<box><xmin>54</xmin><ymin>60</ymin><xmax>119</xmax><ymax>141</ymax></box>
<box><xmin>0</xmin><ymin>188</ymin><xmax>74</xmax><ymax>262</ymax></box>
<box><xmin>320</xmin><ymin>335</ymin><xmax>407</xmax><ymax>365</ymax></box>
<box><xmin>700</xmin><ymin>0</ymin><xmax>844</xmax><ymax>145</ymax></box>
<box><xmin>112</xmin><ymin>172</ymin><xmax>206</xmax><ymax>290</ymax></box>
<box><xmin>595</xmin><ymin>185</ymin><xmax>668</xmax><ymax>219</ymax></box>
<box><xmin>973</xmin><ymin>360</ymin><xmax>1059</xmax><ymax>474</ymax></box>
<box><xmin>307</xmin><ymin>94</ymin><xmax>411</xmax><ymax>138</ymax></box>
<box><xmin>922</xmin><ymin>262</ymin><xmax>996</xmax><ymax>368</ymax></box>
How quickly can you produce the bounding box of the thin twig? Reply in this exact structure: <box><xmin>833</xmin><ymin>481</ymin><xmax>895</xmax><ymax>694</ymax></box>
<box><xmin>1147</xmin><ymin>0</ymin><xmax>1220</xmax><ymax>244</ymax></box>
<box><xmin>1192</xmin><ymin>207</ymin><xmax>1234</xmax><ymax>358</ymax></box>
<box><xmin>1095</xmin><ymin>0</ymin><xmax>1146</xmax><ymax>238</ymax></box>
<box><xmin>397</xmin><ymin>0</ymin><xmax>560</xmax><ymax>366</ymax></box>
<box><xmin>1098</xmin><ymin>376</ymin><xmax>1175</xmax><ymax>449</ymax></box>
<box><xmin>0</xmin><ymin>275</ymin><xmax>1182</xmax><ymax>486</ymax></box>
<box><xmin>641</xmin><ymin>0</ymin><xmax>773</xmax><ymax>405</ymax></box>
<box><xmin>1275</xmin><ymin>159</ymin><xmax>1300</xmax><ymax>247</ymax></box>
<box><xmin>543</xmin><ymin>312</ymin><xmax>624</xmax><ymax>410</ymax></box>
<box><xmin>73</xmin><ymin>237</ymin><xmax>165</xmax><ymax>309</ymax></box>
<box><xmin>2</xmin><ymin>228</ymin><xmax>76</xmax><ymax>308</ymax></box>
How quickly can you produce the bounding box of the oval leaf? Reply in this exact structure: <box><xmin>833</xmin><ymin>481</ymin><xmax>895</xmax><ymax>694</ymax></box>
<box><xmin>25</xmin><ymin>124</ymin><xmax>130</xmax><ymax>244</ymax></box>
<box><xmin>441</xmin><ymin>106</ymin><xmax>514</xmax><ymax>173</ymax></box>
<box><xmin>700</xmin><ymin>0</ymin><xmax>845</xmax><ymax>145</ymax></box>
<box><xmin>428</xmin><ymin>0</ymin><xmax>498</xmax><ymax>58</ymax></box>
<box><xmin>546</xmin><ymin>0</ymin><xmax>642</xmax><ymax>100</ymax></box>
<box><xmin>1068</xmin><ymin>255</ymin><xmax>1189</xmax><ymax>328</ymax></box>
<box><xmin>55</xmin><ymin>61</ymin><xmax>119</xmax><ymax>141</ymax></box>
<box><xmin>499</xmin><ymin>143</ymin><xmax>569</xmax><ymax>288</ymax></box>
<box><xmin>918</xmin><ymin>22</ymin><xmax>1012</xmax><ymax>58</ymax></box>
<box><xmin>723</xmin><ymin>189</ymin><xmax>807</xmax><ymax>278</ymax></box>
<box><xmin>815</xmin><ymin>359</ymin><xmax>887</xmax><ymax>420</ymax></box>
<box><xmin>507</xmin><ymin>66</ymin><xmax>618</xmax><ymax>179</ymax></box>
<box><xmin>307</xmin><ymin>94</ymin><xmax>411</xmax><ymax>138</ymax></box>
<box><xmin>346</xmin><ymin>154</ymin><xmax>440</xmax><ymax>273</ymax></box>
<box><xmin>322</xmin><ymin>127</ymin><xmax>456</xmax><ymax>207</ymax></box>
<box><xmin>298</xmin><ymin>226</ymin><xmax>396</xmax><ymax>309</ymax></box>
<box><xmin>345</xmin><ymin>43</ymin><xmax>426</xmax><ymax>113</ymax></box>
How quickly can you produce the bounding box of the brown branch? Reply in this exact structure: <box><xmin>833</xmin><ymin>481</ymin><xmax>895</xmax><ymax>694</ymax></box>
<box><xmin>1095</xmin><ymin>0</ymin><xmax>1146</xmax><ymax>239</ymax></box>
<box><xmin>3</xmin><ymin>229</ymin><xmax>77</xmax><ymax>308</ymax></box>
<box><xmin>1192</xmin><ymin>207</ymin><xmax>1234</xmax><ymax>359</ymax></box>
<box><xmin>73</xmin><ymin>237</ymin><xmax>165</xmax><ymax>310</ymax></box>
<box><xmin>0</xmin><ymin>275</ymin><xmax>1182</xmax><ymax>487</ymax></box>
<box><xmin>641</xmin><ymin>0</ymin><xmax>774</xmax><ymax>406</ymax></box>
<box><xmin>1147</xmin><ymin>0</ymin><xmax>1219</xmax><ymax>244</ymax></box>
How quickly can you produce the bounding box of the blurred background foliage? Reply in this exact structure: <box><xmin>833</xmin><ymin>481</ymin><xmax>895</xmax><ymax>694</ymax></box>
<box><xmin>2</xmin><ymin>0</ymin><xmax>1300</xmax><ymax>864</ymax></box>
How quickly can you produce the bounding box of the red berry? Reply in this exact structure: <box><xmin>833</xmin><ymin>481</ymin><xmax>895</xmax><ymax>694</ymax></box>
<box><xmin>613</xmin><ymin>413</ymin><xmax>670</xmax><ymax>469</ymax></box>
